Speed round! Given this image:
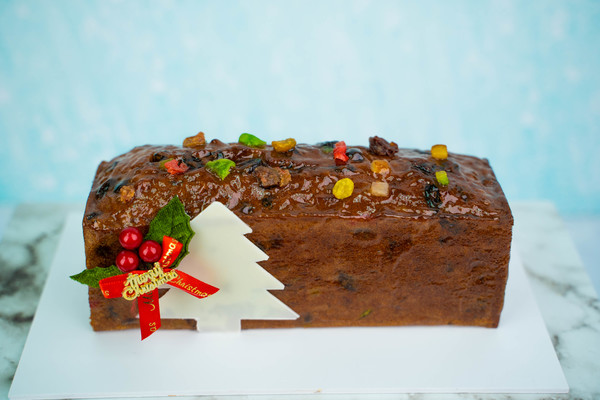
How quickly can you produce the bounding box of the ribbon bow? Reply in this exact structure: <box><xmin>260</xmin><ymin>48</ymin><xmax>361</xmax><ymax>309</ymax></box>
<box><xmin>99</xmin><ymin>236</ymin><xmax>219</xmax><ymax>340</ymax></box>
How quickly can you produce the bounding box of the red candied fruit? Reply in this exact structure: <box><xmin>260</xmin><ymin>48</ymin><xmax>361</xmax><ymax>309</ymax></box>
<box><xmin>139</xmin><ymin>240</ymin><xmax>162</xmax><ymax>263</ymax></box>
<box><xmin>164</xmin><ymin>159</ymin><xmax>189</xmax><ymax>175</ymax></box>
<box><xmin>333</xmin><ymin>141</ymin><xmax>349</xmax><ymax>165</ymax></box>
<box><xmin>116</xmin><ymin>250</ymin><xmax>139</xmax><ymax>272</ymax></box>
<box><xmin>119</xmin><ymin>227</ymin><xmax>143</xmax><ymax>250</ymax></box>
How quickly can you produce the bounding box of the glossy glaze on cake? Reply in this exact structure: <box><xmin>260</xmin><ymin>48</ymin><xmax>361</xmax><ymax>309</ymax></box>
<box><xmin>83</xmin><ymin>139</ymin><xmax>513</xmax><ymax>331</ymax></box>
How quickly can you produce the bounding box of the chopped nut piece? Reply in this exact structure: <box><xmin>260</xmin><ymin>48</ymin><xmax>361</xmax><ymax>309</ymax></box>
<box><xmin>371</xmin><ymin>159</ymin><xmax>391</xmax><ymax>175</ymax></box>
<box><xmin>332</xmin><ymin>178</ymin><xmax>354</xmax><ymax>199</ymax></box>
<box><xmin>435</xmin><ymin>170</ymin><xmax>449</xmax><ymax>186</ymax></box>
<box><xmin>431</xmin><ymin>144</ymin><xmax>448</xmax><ymax>160</ymax></box>
<box><xmin>255</xmin><ymin>166</ymin><xmax>281</xmax><ymax>188</ymax></box>
<box><xmin>368</xmin><ymin>136</ymin><xmax>398</xmax><ymax>157</ymax></box>
<box><xmin>119</xmin><ymin>185</ymin><xmax>135</xmax><ymax>202</ymax></box>
<box><xmin>277</xmin><ymin>168</ymin><xmax>292</xmax><ymax>187</ymax></box>
<box><xmin>183</xmin><ymin>132</ymin><xmax>206</xmax><ymax>148</ymax></box>
<box><xmin>370</xmin><ymin>181</ymin><xmax>389</xmax><ymax>197</ymax></box>
<box><xmin>272</xmin><ymin>138</ymin><xmax>297</xmax><ymax>152</ymax></box>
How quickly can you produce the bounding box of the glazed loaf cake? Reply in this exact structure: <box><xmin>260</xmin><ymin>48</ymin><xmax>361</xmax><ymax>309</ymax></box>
<box><xmin>83</xmin><ymin>136</ymin><xmax>513</xmax><ymax>331</ymax></box>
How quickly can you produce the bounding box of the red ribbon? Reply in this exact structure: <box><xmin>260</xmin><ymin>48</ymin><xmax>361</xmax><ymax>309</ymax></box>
<box><xmin>99</xmin><ymin>236</ymin><xmax>219</xmax><ymax>340</ymax></box>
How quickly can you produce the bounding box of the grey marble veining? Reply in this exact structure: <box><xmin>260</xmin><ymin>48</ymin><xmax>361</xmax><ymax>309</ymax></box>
<box><xmin>1</xmin><ymin>202</ymin><xmax>599</xmax><ymax>400</ymax></box>
<box><xmin>0</xmin><ymin>204</ymin><xmax>83</xmax><ymax>399</ymax></box>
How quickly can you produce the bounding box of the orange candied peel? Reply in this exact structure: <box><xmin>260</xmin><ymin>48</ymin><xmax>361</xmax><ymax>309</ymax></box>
<box><xmin>183</xmin><ymin>132</ymin><xmax>206</xmax><ymax>148</ymax></box>
<box><xmin>272</xmin><ymin>138</ymin><xmax>297</xmax><ymax>153</ymax></box>
<box><xmin>370</xmin><ymin>159</ymin><xmax>390</xmax><ymax>175</ymax></box>
<box><xmin>431</xmin><ymin>144</ymin><xmax>448</xmax><ymax>160</ymax></box>
<box><xmin>332</xmin><ymin>178</ymin><xmax>354</xmax><ymax>199</ymax></box>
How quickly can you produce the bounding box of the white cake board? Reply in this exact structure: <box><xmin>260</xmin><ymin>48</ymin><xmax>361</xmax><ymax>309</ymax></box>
<box><xmin>9</xmin><ymin>213</ymin><xmax>568</xmax><ymax>399</ymax></box>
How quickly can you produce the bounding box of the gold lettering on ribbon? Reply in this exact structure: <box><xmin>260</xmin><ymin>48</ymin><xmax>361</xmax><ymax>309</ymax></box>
<box><xmin>122</xmin><ymin>263</ymin><xmax>179</xmax><ymax>301</ymax></box>
<box><xmin>170</xmin><ymin>276</ymin><xmax>211</xmax><ymax>298</ymax></box>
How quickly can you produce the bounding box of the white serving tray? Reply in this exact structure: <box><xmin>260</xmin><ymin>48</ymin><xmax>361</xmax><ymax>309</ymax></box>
<box><xmin>9</xmin><ymin>213</ymin><xmax>568</xmax><ymax>399</ymax></box>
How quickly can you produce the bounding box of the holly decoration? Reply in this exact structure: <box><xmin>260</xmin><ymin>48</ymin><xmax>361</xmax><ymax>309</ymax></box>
<box><xmin>139</xmin><ymin>240</ymin><xmax>162</xmax><ymax>263</ymax></box>
<box><xmin>116</xmin><ymin>250</ymin><xmax>139</xmax><ymax>272</ymax></box>
<box><xmin>70</xmin><ymin>196</ymin><xmax>194</xmax><ymax>288</ymax></box>
<box><xmin>119</xmin><ymin>227</ymin><xmax>143</xmax><ymax>250</ymax></box>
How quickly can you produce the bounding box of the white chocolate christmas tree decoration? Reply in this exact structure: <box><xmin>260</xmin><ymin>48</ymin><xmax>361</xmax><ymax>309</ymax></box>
<box><xmin>159</xmin><ymin>201</ymin><xmax>299</xmax><ymax>331</ymax></box>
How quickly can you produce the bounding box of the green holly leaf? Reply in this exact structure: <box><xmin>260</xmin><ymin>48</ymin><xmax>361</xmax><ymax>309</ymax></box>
<box><xmin>70</xmin><ymin>265</ymin><xmax>121</xmax><ymax>288</ymax></box>
<box><xmin>238</xmin><ymin>133</ymin><xmax>266</xmax><ymax>148</ymax></box>
<box><xmin>205</xmin><ymin>159</ymin><xmax>236</xmax><ymax>180</ymax></box>
<box><xmin>145</xmin><ymin>196</ymin><xmax>194</xmax><ymax>269</ymax></box>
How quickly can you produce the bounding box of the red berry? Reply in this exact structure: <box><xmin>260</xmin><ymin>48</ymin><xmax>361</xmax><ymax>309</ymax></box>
<box><xmin>139</xmin><ymin>240</ymin><xmax>162</xmax><ymax>263</ymax></box>
<box><xmin>116</xmin><ymin>250</ymin><xmax>139</xmax><ymax>272</ymax></box>
<box><xmin>119</xmin><ymin>227</ymin><xmax>143</xmax><ymax>250</ymax></box>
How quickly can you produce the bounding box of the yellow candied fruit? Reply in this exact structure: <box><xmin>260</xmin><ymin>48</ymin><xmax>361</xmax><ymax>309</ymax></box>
<box><xmin>436</xmin><ymin>170</ymin><xmax>449</xmax><ymax>186</ymax></box>
<box><xmin>370</xmin><ymin>181</ymin><xmax>389</xmax><ymax>197</ymax></box>
<box><xmin>431</xmin><ymin>144</ymin><xmax>448</xmax><ymax>160</ymax></box>
<box><xmin>370</xmin><ymin>159</ymin><xmax>391</xmax><ymax>175</ymax></box>
<box><xmin>272</xmin><ymin>138</ymin><xmax>297</xmax><ymax>153</ymax></box>
<box><xmin>332</xmin><ymin>178</ymin><xmax>354</xmax><ymax>200</ymax></box>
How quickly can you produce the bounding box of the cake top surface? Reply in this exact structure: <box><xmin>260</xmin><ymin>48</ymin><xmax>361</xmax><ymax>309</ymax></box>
<box><xmin>84</xmin><ymin>137</ymin><xmax>512</xmax><ymax>230</ymax></box>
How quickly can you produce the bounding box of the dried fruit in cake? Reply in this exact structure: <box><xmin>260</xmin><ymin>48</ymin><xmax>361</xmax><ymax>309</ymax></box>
<box><xmin>239</xmin><ymin>133</ymin><xmax>266</xmax><ymax>148</ymax></box>
<box><xmin>164</xmin><ymin>159</ymin><xmax>189</xmax><ymax>175</ymax></box>
<box><xmin>272</xmin><ymin>138</ymin><xmax>297</xmax><ymax>153</ymax></box>
<box><xmin>183</xmin><ymin>132</ymin><xmax>206</xmax><ymax>148</ymax></box>
<box><xmin>333</xmin><ymin>141</ymin><xmax>349</xmax><ymax>165</ymax></box>
<box><xmin>333</xmin><ymin>178</ymin><xmax>354</xmax><ymax>199</ymax></box>
<box><xmin>370</xmin><ymin>160</ymin><xmax>391</xmax><ymax>175</ymax></box>
<box><xmin>205</xmin><ymin>159</ymin><xmax>236</xmax><ymax>180</ymax></box>
<box><xmin>369</xmin><ymin>136</ymin><xmax>398</xmax><ymax>157</ymax></box>
<box><xmin>370</xmin><ymin>181</ymin><xmax>389</xmax><ymax>197</ymax></box>
<box><xmin>431</xmin><ymin>144</ymin><xmax>448</xmax><ymax>160</ymax></box>
<box><xmin>436</xmin><ymin>171</ymin><xmax>449</xmax><ymax>186</ymax></box>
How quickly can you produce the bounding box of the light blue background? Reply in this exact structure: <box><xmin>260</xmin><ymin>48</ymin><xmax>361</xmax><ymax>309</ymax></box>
<box><xmin>1</xmin><ymin>0</ymin><xmax>599</xmax><ymax>214</ymax></box>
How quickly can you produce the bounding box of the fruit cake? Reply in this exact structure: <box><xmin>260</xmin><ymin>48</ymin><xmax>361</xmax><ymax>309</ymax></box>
<box><xmin>81</xmin><ymin>133</ymin><xmax>513</xmax><ymax>331</ymax></box>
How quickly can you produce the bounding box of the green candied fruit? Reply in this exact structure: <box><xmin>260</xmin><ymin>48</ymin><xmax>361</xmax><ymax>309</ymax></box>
<box><xmin>205</xmin><ymin>159</ymin><xmax>236</xmax><ymax>180</ymax></box>
<box><xmin>435</xmin><ymin>170</ymin><xmax>449</xmax><ymax>186</ymax></box>
<box><xmin>238</xmin><ymin>133</ymin><xmax>266</xmax><ymax>148</ymax></box>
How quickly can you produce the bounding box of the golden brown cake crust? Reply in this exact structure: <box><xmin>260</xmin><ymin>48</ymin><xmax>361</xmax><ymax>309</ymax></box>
<box><xmin>82</xmin><ymin>140</ymin><xmax>513</xmax><ymax>331</ymax></box>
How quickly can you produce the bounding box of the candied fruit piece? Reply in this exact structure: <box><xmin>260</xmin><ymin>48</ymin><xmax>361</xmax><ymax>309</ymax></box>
<box><xmin>369</xmin><ymin>136</ymin><xmax>398</xmax><ymax>157</ymax></box>
<box><xmin>164</xmin><ymin>159</ymin><xmax>189</xmax><ymax>175</ymax></box>
<box><xmin>436</xmin><ymin>170</ymin><xmax>449</xmax><ymax>186</ymax></box>
<box><xmin>254</xmin><ymin>166</ymin><xmax>292</xmax><ymax>188</ymax></box>
<box><xmin>254</xmin><ymin>166</ymin><xmax>281</xmax><ymax>188</ymax></box>
<box><xmin>332</xmin><ymin>178</ymin><xmax>354</xmax><ymax>199</ymax></box>
<box><xmin>206</xmin><ymin>159</ymin><xmax>236</xmax><ymax>180</ymax></box>
<box><xmin>370</xmin><ymin>181</ymin><xmax>389</xmax><ymax>197</ymax></box>
<box><xmin>239</xmin><ymin>133</ymin><xmax>266</xmax><ymax>148</ymax></box>
<box><xmin>431</xmin><ymin>144</ymin><xmax>448</xmax><ymax>160</ymax></box>
<box><xmin>272</xmin><ymin>138</ymin><xmax>296</xmax><ymax>152</ymax></box>
<box><xmin>119</xmin><ymin>185</ymin><xmax>135</xmax><ymax>203</ymax></box>
<box><xmin>371</xmin><ymin>160</ymin><xmax>390</xmax><ymax>175</ymax></box>
<box><xmin>277</xmin><ymin>168</ymin><xmax>292</xmax><ymax>186</ymax></box>
<box><xmin>333</xmin><ymin>141</ymin><xmax>349</xmax><ymax>165</ymax></box>
<box><xmin>183</xmin><ymin>132</ymin><xmax>206</xmax><ymax>148</ymax></box>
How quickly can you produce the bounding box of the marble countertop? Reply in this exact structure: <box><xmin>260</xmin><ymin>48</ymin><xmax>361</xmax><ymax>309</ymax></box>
<box><xmin>1</xmin><ymin>202</ymin><xmax>599</xmax><ymax>400</ymax></box>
